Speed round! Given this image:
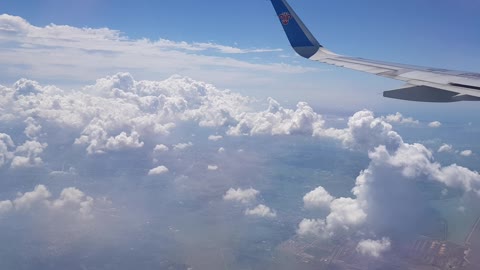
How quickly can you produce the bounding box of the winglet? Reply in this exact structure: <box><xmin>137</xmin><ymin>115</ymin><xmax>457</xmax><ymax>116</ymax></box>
<box><xmin>270</xmin><ymin>0</ymin><xmax>321</xmax><ymax>58</ymax></box>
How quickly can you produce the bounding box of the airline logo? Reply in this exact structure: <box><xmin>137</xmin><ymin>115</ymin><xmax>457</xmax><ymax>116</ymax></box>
<box><xmin>279</xmin><ymin>12</ymin><xmax>292</xmax><ymax>25</ymax></box>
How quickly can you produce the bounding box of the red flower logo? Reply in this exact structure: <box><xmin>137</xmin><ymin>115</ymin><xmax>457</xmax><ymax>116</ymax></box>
<box><xmin>279</xmin><ymin>12</ymin><xmax>292</xmax><ymax>25</ymax></box>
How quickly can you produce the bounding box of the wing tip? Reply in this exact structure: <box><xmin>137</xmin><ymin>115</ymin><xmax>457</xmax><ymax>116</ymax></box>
<box><xmin>270</xmin><ymin>0</ymin><xmax>322</xmax><ymax>59</ymax></box>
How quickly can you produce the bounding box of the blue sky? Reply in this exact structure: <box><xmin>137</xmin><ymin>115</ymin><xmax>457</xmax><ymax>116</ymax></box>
<box><xmin>4</xmin><ymin>0</ymin><xmax>479</xmax><ymax>60</ymax></box>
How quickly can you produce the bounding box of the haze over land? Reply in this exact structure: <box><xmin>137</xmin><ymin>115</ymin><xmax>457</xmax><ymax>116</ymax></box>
<box><xmin>1</xmin><ymin>72</ymin><xmax>479</xmax><ymax>269</ymax></box>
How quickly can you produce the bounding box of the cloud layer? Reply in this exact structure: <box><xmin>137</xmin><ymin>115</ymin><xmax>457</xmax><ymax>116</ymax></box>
<box><xmin>0</xmin><ymin>73</ymin><xmax>477</xmax><ymax>267</ymax></box>
<box><xmin>296</xmin><ymin>110</ymin><xmax>480</xmax><ymax>255</ymax></box>
<box><xmin>1</xmin><ymin>185</ymin><xmax>95</xmax><ymax>219</ymax></box>
<box><xmin>245</xmin><ymin>204</ymin><xmax>277</xmax><ymax>218</ymax></box>
<box><xmin>0</xmin><ymin>14</ymin><xmax>316</xmax><ymax>91</ymax></box>
<box><xmin>356</xmin><ymin>238</ymin><xmax>391</xmax><ymax>258</ymax></box>
<box><xmin>223</xmin><ymin>188</ymin><xmax>259</xmax><ymax>204</ymax></box>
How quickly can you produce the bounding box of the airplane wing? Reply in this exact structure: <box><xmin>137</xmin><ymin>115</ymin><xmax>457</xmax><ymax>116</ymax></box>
<box><xmin>270</xmin><ymin>0</ymin><xmax>480</xmax><ymax>102</ymax></box>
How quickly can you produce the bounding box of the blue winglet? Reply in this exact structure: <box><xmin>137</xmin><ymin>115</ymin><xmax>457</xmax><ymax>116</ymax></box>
<box><xmin>270</xmin><ymin>0</ymin><xmax>321</xmax><ymax>58</ymax></box>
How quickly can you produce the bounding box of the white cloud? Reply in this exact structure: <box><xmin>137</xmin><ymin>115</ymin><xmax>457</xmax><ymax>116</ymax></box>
<box><xmin>303</xmin><ymin>186</ymin><xmax>334</xmax><ymax>209</ymax></box>
<box><xmin>13</xmin><ymin>185</ymin><xmax>51</xmax><ymax>210</ymax></box>
<box><xmin>367</xmin><ymin>144</ymin><xmax>480</xmax><ymax>194</ymax></box>
<box><xmin>6</xmin><ymin>185</ymin><xmax>96</xmax><ymax>218</ymax></box>
<box><xmin>322</xmin><ymin>197</ymin><xmax>367</xmax><ymax>236</ymax></box>
<box><xmin>49</xmin><ymin>167</ymin><xmax>78</xmax><ymax>177</ymax></box>
<box><xmin>326</xmin><ymin>113</ymin><xmax>480</xmax><ymax>196</ymax></box>
<box><xmin>153</xmin><ymin>144</ymin><xmax>169</xmax><ymax>154</ymax></box>
<box><xmin>297</xmin><ymin>219</ymin><xmax>326</xmax><ymax>237</ymax></box>
<box><xmin>2</xmin><ymin>74</ymin><xmax>479</xmax><ymax>202</ymax></box>
<box><xmin>11</xmin><ymin>140</ymin><xmax>47</xmax><ymax>168</ymax></box>
<box><xmin>356</xmin><ymin>238</ymin><xmax>391</xmax><ymax>258</ymax></box>
<box><xmin>1</xmin><ymin>63</ymin><xmax>480</xmax><ymax>270</ymax></box>
<box><xmin>208</xmin><ymin>135</ymin><xmax>223</xmax><ymax>141</ymax></box>
<box><xmin>223</xmin><ymin>188</ymin><xmax>259</xmax><ymax>204</ymax></box>
<box><xmin>148</xmin><ymin>165</ymin><xmax>169</xmax><ymax>176</ymax></box>
<box><xmin>428</xmin><ymin>121</ymin><xmax>442</xmax><ymax>128</ymax></box>
<box><xmin>51</xmin><ymin>187</ymin><xmax>94</xmax><ymax>218</ymax></box>
<box><xmin>105</xmin><ymin>131</ymin><xmax>144</xmax><ymax>151</ymax></box>
<box><xmin>173</xmin><ymin>142</ymin><xmax>193</xmax><ymax>151</ymax></box>
<box><xmin>2</xmin><ymin>71</ymin><xmax>480</xmax><ymax>250</ymax></box>
<box><xmin>245</xmin><ymin>204</ymin><xmax>276</xmax><ymax>218</ymax></box>
<box><xmin>179</xmin><ymin>42</ymin><xmax>282</xmax><ymax>54</ymax></box>
<box><xmin>297</xmin><ymin>111</ymin><xmax>480</xmax><ymax>241</ymax></box>
<box><xmin>218</xmin><ymin>147</ymin><xmax>225</xmax><ymax>153</ymax></box>
<box><xmin>383</xmin><ymin>112</ymin><xmax>419</xmax><ymax>125</ymax></box>
<box><xmin>207</xmin><ymin>165</ymin><xmax>218</xmax><ymax>171</ymax></box>
<box><xmin>0</xmin><ymin>14</ymin><xmax>315</xmax><ymax>90</ymax></box>
<box><xmin>316</xmin><ymin>110</ymin><xmax>403</xmax><ymax>151</ymax></box>
<box><xmin>460</xmin><ymin>150</ymin><xmax>473</xmax><ymax>157</ymax></box>
<box><xmin>1</xmin><ymin>73</ymin><xmax>251</xmax><ymax>154</ymax></box>
<box><xmin>24</xmin><ymin>117</ymin><xmax>42</xmax><ymax>139</ymax></box>
<box><xmin>301</xmin><ymin>190</ymin><xmax>367</xmax><ymax>238</ymax></box>
<box><xmin>10</xmin><ymin>78</ymin><xmax>44</xmax><ymax>97</ymax></box>
<box><xmin>0</xmin><ymin>133</ymin><xmax>15</xmax><ymax>167</ymax></box>
<box><xmin>438</xmin><ymin>144</ymin><xmax>453</xmax><ymax>153</ymax></box>
<box><xmin>2</xmin><ymin>73</ymin><xmax>249</xmax><ymax>155</ymax></box>
<box><xmin>0</xmin><ymin>200</ymin><xmax>13</xmax><ymax>214</ymax></box>
<box><xmin>227</xmin><ymin>98</ymin><xmax>325</xmax><ymax>136</ymax></box>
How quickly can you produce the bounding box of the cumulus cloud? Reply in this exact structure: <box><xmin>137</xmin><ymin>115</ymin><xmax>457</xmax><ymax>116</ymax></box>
<box><xmin>297</xmin><ymin>111</ymin><xmax>480</xmax><ymax>241</ymax></box>
<box><xmin>173</xmin><ymin>142</ymin><xmax>193</xmax><ymax>151</ymax></box>
<box><xmin>13</xmin><ymin>185</ymin><xmax>52</xmax><ymax>210</ymax></box>
<box><xmin>1</xmin><ymin>74</ymin><xmax>479</xmax><ymax>204</ymax></box>
<box><xmin>356</xmin><ymin>238</ymin><xmax>391</xmax><ymax>258</ymax></box>
<box><xmin>303</xmin><ymin>186</ymin><xmax>334</xmax><ymax>209</ymax></box>
<box><xmin>383</xmin><ymin>112</ymin><xmax>419</xmax><ymax>125</ymax></box>
<box><xmin>6</xmin><ymin>185</ymin><xmax>95</xmax><ymax>218</ymax></box>
<box><xmin>218</xmin><ymin>147</ymin><xmax>225</xmax><ymax>153</ymax></box>
<box><xmin>50</xmin><ymin>187</ymin><xmax>95</xmax><ymax>218</ymax></box>
<box><xmin>317</xmin><ymin>110</ymin><xmax>403</xmax><ymax>151</ymax></box>
<box><xmin>208</xmin><ymin>135</ymin><xmax>223</xmax><ymax>141</ymax></box>
<box><xmin>10</xmin><ymin>78</ymin><xmax>45</xmax><ymax>97</ymax></box>
<box><xmin>321</xmin><ymin>197</ymin><xmax>367</xmax><ymax>236</ymax></box>
<box><xmin>207</xmin><ymin>165</ymin><xmax>218</xmax><ymax>171</ymax></box>
<box><xmin>245</xmin><ymin>204</ymin><xmax>276</xmax><ymax>218</ymax></box>
<box><xmin>105</xmin><ymin>131</ymin><xmax>144</xmax><ymax>151</ymax></box>
<box><xmin>297</xmin><ymin>219</ymin><xmax>326</xmax><ymax>237</ymax></box>
<box><xmin>367</xmin><ymin>144</ymin><xmax>480</xmax><ymax>194</ymax></box>
<box><xmin>0</xmin><ymin>133</ymin><xmax>15</xmax><ymax>167</ymax></box>
<box><xmin>0</xmin><ymin>73</ymin><xmax>341</xmax><ymax>163</ymax></box>
<box><xmin>148</xmin><ymin>165</ymin><xmax>169</xmax><ymax>176</ymax></box>
<box><xmin>1</xmin><ymin>72</ymin><xmax>479</xmax><ymax>258</ymax></box>
<box><xmin>460</xmin><ymin>150</ymin><xmax>473</xmax><ymax>157</ymax></box>
<box><xmin>227</xmin><ymin>98</ymin><xmax>325</xmax><ymax>136</ymax></box>
<box><xmin>75</xmin><ymin>123</ymin><xmax>146</xmax><ymax>154</ymax></box>
<box><xmin>0</xmin><ymin>200</ymin><xmax>13</xmax><ymax>214</ymax></box>
<box><xmin>1</xmin><ymin>73</ymin><xmax>254</xmax><ymax>156</ymax></box>
<box><xmin>153</xmin><ymin>144</ymin><xmax>169</xmax><ymax>154</ymax></box>
<box><xmin>223</xmin><ymin>188</ymin><xmax>259</xmax><ymax>204</ymax></box>
<box><xmin>438</xmin><ymin>144</ymin><xmax>453</xmax><ymax>153</ymax></box>
<box><xmin>24</xmin><ymin>117</ymin><xmax>42</xmax><ymax>139</ymax></box>
<box><xmin>11</xmin><ymin>140</ymin><xmax>47</xmax><ymax>169</ymax></box>
<box><xmin>428</xmin><ymin>121</ymin><xmax>442</xmax><ymax>128</ymax></box>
